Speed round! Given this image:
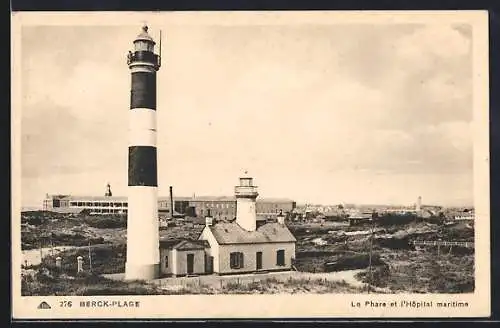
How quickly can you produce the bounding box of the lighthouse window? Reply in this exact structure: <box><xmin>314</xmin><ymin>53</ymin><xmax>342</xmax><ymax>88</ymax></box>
<box><xmin>164</xmin><ymin>256</ymin><xmax>168</xmax><ymax>268</ymax></box>
<box><xmin>135</xmin><ymin>40</ymin><xmax>150</xmax><ymax>52</ymax></box>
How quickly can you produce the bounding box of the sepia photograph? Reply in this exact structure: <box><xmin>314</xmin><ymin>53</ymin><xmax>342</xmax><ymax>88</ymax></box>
<box><xmin>11</xmin><ymin>11</ymin><xmax>490</xmax><ymax>318</ymax></box>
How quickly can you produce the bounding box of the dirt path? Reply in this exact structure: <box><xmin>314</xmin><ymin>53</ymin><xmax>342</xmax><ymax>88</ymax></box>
<box><xmin>21</xmin><ymin>246</ymin><xmax>76</xmax><ymax>266</ymax></box>
<box><xmin>21</xmin><ymin>244</ymin><xmax>110</xmax><ymax>267</ymax></box>
<box><xmin>145</xmin><ymin>269</ymin><xmax>368</xmax><ymax>290</ymax></box>
<box><xmin>104</xmin><ymin>269</ymin><xmax>391</xmax><ymax>293</ymax></box>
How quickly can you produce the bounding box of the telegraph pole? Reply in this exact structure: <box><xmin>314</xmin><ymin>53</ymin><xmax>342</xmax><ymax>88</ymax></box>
<box><xmin>39</xmin><ymin>240</ymin><xmax>43</xmax><ymax>265</ymax></box>
<box><xmin>50</xmin><ymin>234</ymin><xmax>54</xmax><ymax>258</ymax></box>
<box><xmin>88</xmin><ymin>240</ymin><xmax>93</xmax><ymax>273</ymax></box>
<box><xmin>367</xmin><ymin>211</ymin><xmax>376</xmax><ymax>293</ymax></box>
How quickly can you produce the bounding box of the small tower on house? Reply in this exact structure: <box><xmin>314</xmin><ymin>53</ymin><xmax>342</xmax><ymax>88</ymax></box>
<box><xmin>235</xmin><ymin>172</ymin><xmax>259</xmax><ymax>231</ymax></box>
<box><xmin>205</xmin><ymin>208</ymin><xmax>214</xmax><ymax>227</ymax></box>
<box><xmin>277</xmin><ymin>209</ymin><xmax>285</xmax><ymax>225</ymax></box>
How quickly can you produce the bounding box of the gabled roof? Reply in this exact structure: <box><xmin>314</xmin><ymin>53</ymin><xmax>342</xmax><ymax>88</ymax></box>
<box><xmin>175</xmin><ymin>240</ymin><xmax>210</xmax><ymax>250</ymax></box>
<box><xmin>159</xmin><ymin>238</ymin><xmax>210</xmax><ymax>250</ymax></box>
<box><xmin>208</xmin><ymin>222</ymin><xmax>296</xmax><ymax>245</ymax></box>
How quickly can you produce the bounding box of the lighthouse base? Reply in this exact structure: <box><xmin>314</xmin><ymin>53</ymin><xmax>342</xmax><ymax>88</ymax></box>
<box><xmin>124</xmin><ymin>262</ymin><xmax>160</xmax><ymax>281</ymax></box>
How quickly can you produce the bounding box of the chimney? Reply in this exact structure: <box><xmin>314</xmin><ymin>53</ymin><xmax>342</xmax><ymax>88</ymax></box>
<box><xmin>277</xmin><ymin>209</ymin><xmax>285</xmax><ymax>225</ymax></box>
<box><xmin>205</xmin><ymin>208</ymin><xmax>213</xmax><ymax>226</ymax></box>
<box><xmin>169</xmin><ymin>186</ymin><xmax>174</xmax><ymax>217</ymax></box>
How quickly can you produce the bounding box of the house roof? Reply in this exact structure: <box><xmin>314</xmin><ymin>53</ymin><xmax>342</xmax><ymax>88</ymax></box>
<box><xmin>208</xmin><ymin>222</ymin><xmax>297</xmax><ymax>244</ymax></box>
<box><xmin>159</xmin><ymin>239</ymin><xmax>210</xmax><ymax>250</ymax></box>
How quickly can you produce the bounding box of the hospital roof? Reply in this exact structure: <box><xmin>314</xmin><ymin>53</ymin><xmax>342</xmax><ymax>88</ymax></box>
<box><xmin>47</xmin><ymin>195</ymin><xmax>294</xmax><ymax>203</ymax></box>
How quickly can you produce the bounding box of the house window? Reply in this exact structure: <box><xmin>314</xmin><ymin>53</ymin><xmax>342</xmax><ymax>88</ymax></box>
<box><xmin>164</xmin><ymin>256</ymin><xmax>168</xmax><ymax>268</ymax></box>
<box><xmin>230</xmin><ymin>252</ymin><xmax>244</xmax><ymax>269</ymax></box>
<box><xmin>276</xmin><ymin>250</ymin><xmax>285</xmax><ymax>266</ymax></box>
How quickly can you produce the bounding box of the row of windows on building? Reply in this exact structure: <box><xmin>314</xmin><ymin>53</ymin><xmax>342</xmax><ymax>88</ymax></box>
<box><xmin>67</xmin><ymin>200</ymin><xmax>287</xmax><ymax>210</ymax></box>
<box><xmin>197</xmin><ymin>208</ymin><xmax>283</xmax><ymax>217</ymax></box>
<box><xmin>90</xmin><ymin>208</ymin><xmax>127</xmax><ymax>214</ymax></box>
<box><xmin>157</xmin><ymin>202</ymin><xmax>283</xmax><ymax>210</ymax></box>
<box><xmin>163</xmin><ymin>250</ymin><xmax>286</xmax><ymax>269</ymax></box>
<box><xmin>229</xmin><ymin>250</ymin><xmax>286</xmax><ymax>269</ymax></box>
<box><xmin>69</xmin><ymin>201</ymin><xmax>128</xmax><ymax>207</ymax></box>
<box><xmin>194</xmin><ymin>203</ymin><xmax>282</xmax><ymax>209</ymax></box>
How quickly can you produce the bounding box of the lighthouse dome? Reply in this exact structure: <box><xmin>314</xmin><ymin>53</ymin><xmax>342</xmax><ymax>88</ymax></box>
<box><xmin>134</xmin><ymin>25</ymin><xmax>156</xmax><ymax>44</ymax></box>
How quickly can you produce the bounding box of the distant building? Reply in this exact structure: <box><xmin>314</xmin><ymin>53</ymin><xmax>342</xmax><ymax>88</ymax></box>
<box><xmin>42</xmin><ymin>193</ymin><xmax>295</xmax><ymax>218</ymax></box>
<box><xmin>347</xmin><ymin>210</ymin><xmax>372</xmax><ymax>226</ymax></box>
<box><xmin>454</xmin><ymin>214</ymin><xmax>475</xmax><ymax>221</ymax></box>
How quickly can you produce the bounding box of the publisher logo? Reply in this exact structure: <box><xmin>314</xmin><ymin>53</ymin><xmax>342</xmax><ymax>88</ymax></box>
<box><xmin>37</xmin><ymin>301</ymin><xmax>51</xmax><ymax>309</ymax></box>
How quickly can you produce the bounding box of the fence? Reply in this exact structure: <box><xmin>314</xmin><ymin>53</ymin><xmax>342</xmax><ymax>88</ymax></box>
<box><xmin>411</xmin><ymin>240</ymin><xmax>474</xmax><ymax>248</ymax></box>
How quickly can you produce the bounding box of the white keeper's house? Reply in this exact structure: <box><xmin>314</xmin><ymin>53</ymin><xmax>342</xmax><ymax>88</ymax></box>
<box><xmin>159</xmin><ymin>174</ymin><xmax>297</xmax><ymax>277</ymax></box>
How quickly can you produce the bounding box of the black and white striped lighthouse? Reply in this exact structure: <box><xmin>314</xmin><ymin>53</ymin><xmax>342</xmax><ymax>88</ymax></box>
<box><xmin>125</xmin><ymin>25</ymin><xmax>161</xmax><ymax>280</ymax></box>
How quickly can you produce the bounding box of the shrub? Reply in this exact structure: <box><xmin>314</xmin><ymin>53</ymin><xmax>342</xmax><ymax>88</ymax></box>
<box><xmin>324</xmin><ymin>253</ymin><xmax>385</xmax><ymax>272</ymax></box>
<box><xmin>224</xmin><ymin>282</ymin><xmax>242</xmax><ymax>291</ymax></box>
<box><xmin>78</xmin><ymin>286</ymin><xmax>154</xmax><ymax>296</ymax></box>
<box><xmin>376</xmin><ymin>214</ymin><xmax>417</xmax><ymax>226</ymax></box>
<box><xmin>375</xmin><ymin>236</ymin><xmax>411</xmax><ymax>250</ymax></box>
<box><xmin>84</xmin><ymin>216</ymin><xmax>127</xmax><ymax>229</ymax></box>
<box><xmin>357</xmin><ymin>264</ymin><xmax>391</xmax><ymax>287</ymax></box>
<box><xmin>43</xmin><ymin>244</ymin><xmax>126</xmax><ymax>275</ymax></box>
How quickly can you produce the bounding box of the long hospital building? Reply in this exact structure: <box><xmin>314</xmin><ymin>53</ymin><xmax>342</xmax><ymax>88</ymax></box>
<box><xmin>43</xmin><ymin>193</ymin><xmax>296</xmax><ymax>219</ymax></box>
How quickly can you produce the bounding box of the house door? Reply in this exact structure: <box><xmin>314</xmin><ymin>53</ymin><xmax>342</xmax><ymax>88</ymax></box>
<box><xmin>206</xmin><ymin>255</ymin><xmax>214</xmax><ymax>274</ymax></box>
<box><xmin>256</xmin><ymin>252</ymin><xmax>263</xmax><ymax>270</ymax></box>
<box><xmin>187</xmin><ymin>254</ymin><xmax>194</xmax><ymax>275</ymax></box>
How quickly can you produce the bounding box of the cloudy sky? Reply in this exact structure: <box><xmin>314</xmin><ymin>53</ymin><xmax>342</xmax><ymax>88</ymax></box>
<box><xmin>20</xmin><ymin>18</ymin><xmax>474</xmax><ymax>207</ymax></box>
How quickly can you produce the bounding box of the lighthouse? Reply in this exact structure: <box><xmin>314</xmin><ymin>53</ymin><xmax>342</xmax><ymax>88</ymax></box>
<box><xmin>235</xmin><ymin>172</ymin><xmax>259</xmax><ymax>231</ymax></box>
<box><xmin>416</xmin><ymin>196</ymin><xmax>422</xmax><ymax>212</ymax></box>
<box><xmin>125</xmin><ymin>25</ymin><xmax>161</xmax><ymax>280</ymax></box>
